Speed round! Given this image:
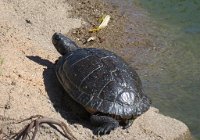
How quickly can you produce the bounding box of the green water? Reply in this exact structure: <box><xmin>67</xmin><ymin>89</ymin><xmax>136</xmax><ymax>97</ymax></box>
<box><xmin>133</xmin><ymin>0</ymin><xmax>200</xmax><ymax>139</ymax></box>
<box><xmin>106</xmin><ymin>0</ymin><xmax>200</xmax><ymax>138</ymax></box>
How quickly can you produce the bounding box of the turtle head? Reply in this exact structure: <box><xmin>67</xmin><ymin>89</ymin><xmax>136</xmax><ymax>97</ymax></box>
<box><xmin>52</xmin><ymin>33</ymin><xmax>79</xmax><ymax>55</ymax></box>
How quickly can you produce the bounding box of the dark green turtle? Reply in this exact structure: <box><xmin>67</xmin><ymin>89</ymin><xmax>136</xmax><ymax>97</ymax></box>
<box><xmin>52</xmin><ymin>33</ymin><xmax>151</xmax><ymax>135</ymax></box>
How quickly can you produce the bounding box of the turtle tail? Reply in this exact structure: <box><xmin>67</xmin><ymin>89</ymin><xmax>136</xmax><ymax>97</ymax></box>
<box><xmin>136</xmin><ymin>95</ymin><xmax>151</xmax><ymax>116</ymax></box>
<box><xmin>52</xmin><ymin>33</ymin><xmax>79</xmax><ymax>55</ymax></box>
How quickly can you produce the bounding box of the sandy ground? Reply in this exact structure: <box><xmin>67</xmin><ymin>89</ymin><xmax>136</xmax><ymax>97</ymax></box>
<box><xmin>0</xmin><ymin>0</ymin><xmax>192</xmax><ymax>139</ymax></box>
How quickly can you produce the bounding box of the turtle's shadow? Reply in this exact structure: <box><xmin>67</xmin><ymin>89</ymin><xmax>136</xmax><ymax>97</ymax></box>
<box><xmin>26</xmin><ymin>55</ymin><xmax>93</xmax><ymax>130</ymax></box>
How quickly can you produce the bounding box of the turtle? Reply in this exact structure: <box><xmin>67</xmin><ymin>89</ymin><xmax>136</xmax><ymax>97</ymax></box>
<box><xmin>52</xmin><ymin>33</ymin><xmax>151</xmax><ymax>135</ymax></box>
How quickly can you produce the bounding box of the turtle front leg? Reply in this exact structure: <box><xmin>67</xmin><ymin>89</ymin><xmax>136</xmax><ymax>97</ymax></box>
<box><xmin>90</xmin><ymin>115</ymin><xmax>119</xmax><ymax>135</ymax></box>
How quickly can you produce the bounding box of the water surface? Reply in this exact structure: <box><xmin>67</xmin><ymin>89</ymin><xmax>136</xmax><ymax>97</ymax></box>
<box><xmin>108</xmin><ymin>0</ymin><xmax>200</xmax><ymax>139</ymax></box>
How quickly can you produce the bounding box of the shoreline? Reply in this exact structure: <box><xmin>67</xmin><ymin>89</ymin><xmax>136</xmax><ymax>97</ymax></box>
<box><xmin>0</xmin><ymin>0</ymin><xmax>192</xmax><ymax>139</ymax></box>
<box><xmin>66</xmin><ymin>0</ymin><xmax>193</xmax><ymax>139</ymax></box>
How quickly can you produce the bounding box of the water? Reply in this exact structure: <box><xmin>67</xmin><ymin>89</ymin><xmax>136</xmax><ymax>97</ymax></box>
<box><xmin>107</xmin><ymin>0</ymin><xmax>200</xmax><ymax>139</ymax></box>
<box><xmin>135</xmin><ymin>0</ymin><xmax>200</xmax><ymax>139</ymax></box>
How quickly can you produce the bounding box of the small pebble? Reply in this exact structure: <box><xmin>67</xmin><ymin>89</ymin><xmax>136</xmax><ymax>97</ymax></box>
<box><xmin>11</xmin><ymin>81</ymin><xmax>16</xmax><ymax>85</ymax></box>
<box><xmin>5</xmin><ymin>104</ymin><xmax>10</xmax><ymax>109</ymax></box>
<box><xmin>25</xmin><ymin>19</ymin><xmax>32</xmax><ymax>24</ymax></box>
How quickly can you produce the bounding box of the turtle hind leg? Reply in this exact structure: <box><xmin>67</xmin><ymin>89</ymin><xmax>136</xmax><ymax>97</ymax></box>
<box><xmin>121</xmin><ymin>119</ymin><xmax>133</xmax><ymax>129</ymax></box>
<box><xmin>90</xmin><ymin>115</ymin><xmax>119</xmax><ymax>135</ymax></box>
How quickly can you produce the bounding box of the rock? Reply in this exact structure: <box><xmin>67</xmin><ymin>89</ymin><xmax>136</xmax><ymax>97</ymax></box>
<box><xmin>100</xmin><ymin>107</ymin><xmax>192</xmax><ymax>140</ymax></box>
<box><xmin>132</xmin><ymin>107</ymin><xmax>192</xmax><ymax>140</ymax></box>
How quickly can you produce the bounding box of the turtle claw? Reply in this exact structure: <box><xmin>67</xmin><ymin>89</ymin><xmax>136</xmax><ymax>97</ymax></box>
<box><xmin>95</xmin><ymin>124</ymin><xmax>116</xmax><ymax>135</ymax></box>
<box><xmin>95</xmin><ymin>127</ymin><xmax>103</xmax><ymax>136</ymax></box>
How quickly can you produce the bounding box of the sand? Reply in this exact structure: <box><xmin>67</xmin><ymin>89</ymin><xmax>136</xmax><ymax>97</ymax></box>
<box><xmin>0</xmin><ymin>0</ymin><xmax>192</xmax><ymax>139</ymax></box>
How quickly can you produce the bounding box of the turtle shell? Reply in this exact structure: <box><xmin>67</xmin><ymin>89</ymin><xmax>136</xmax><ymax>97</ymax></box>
<box><xmin>55</xmin><ymin>48</ymin><xmax>149</xmax><ymax>118</ymax></box>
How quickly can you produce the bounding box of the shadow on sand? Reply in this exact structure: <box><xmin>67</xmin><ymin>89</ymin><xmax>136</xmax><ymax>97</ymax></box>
<box><xmin>26</xmin><ymin>55</ymin><xmax>92</xmax><ymax>131</ymax></box>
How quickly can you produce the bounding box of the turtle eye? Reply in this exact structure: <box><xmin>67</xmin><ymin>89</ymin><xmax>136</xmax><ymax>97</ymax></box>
<box><xmin>54</xmin><ymin>35</ymin><xmax>61</xmax><ymax>41</ymax></box>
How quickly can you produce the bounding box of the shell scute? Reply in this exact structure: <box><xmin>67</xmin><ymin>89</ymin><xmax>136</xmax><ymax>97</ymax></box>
<box><xmin>63</xmin><ymin>55</ymin><xmax>103</xmax><ymax>87</ymax></box>
<box><xmin>98</xmin><ymin>81</ymin><xmax>121</xmax><ymax>102</ymax></box>
<box><xmin>79</xmin><ymin>66</ymin><xmax>112</xmax><ymax>96</ymax></box>
<box><xmin>116</xmin><ymin>91</ymin><xmax>135</xmax><ymax>106</ymax></box>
